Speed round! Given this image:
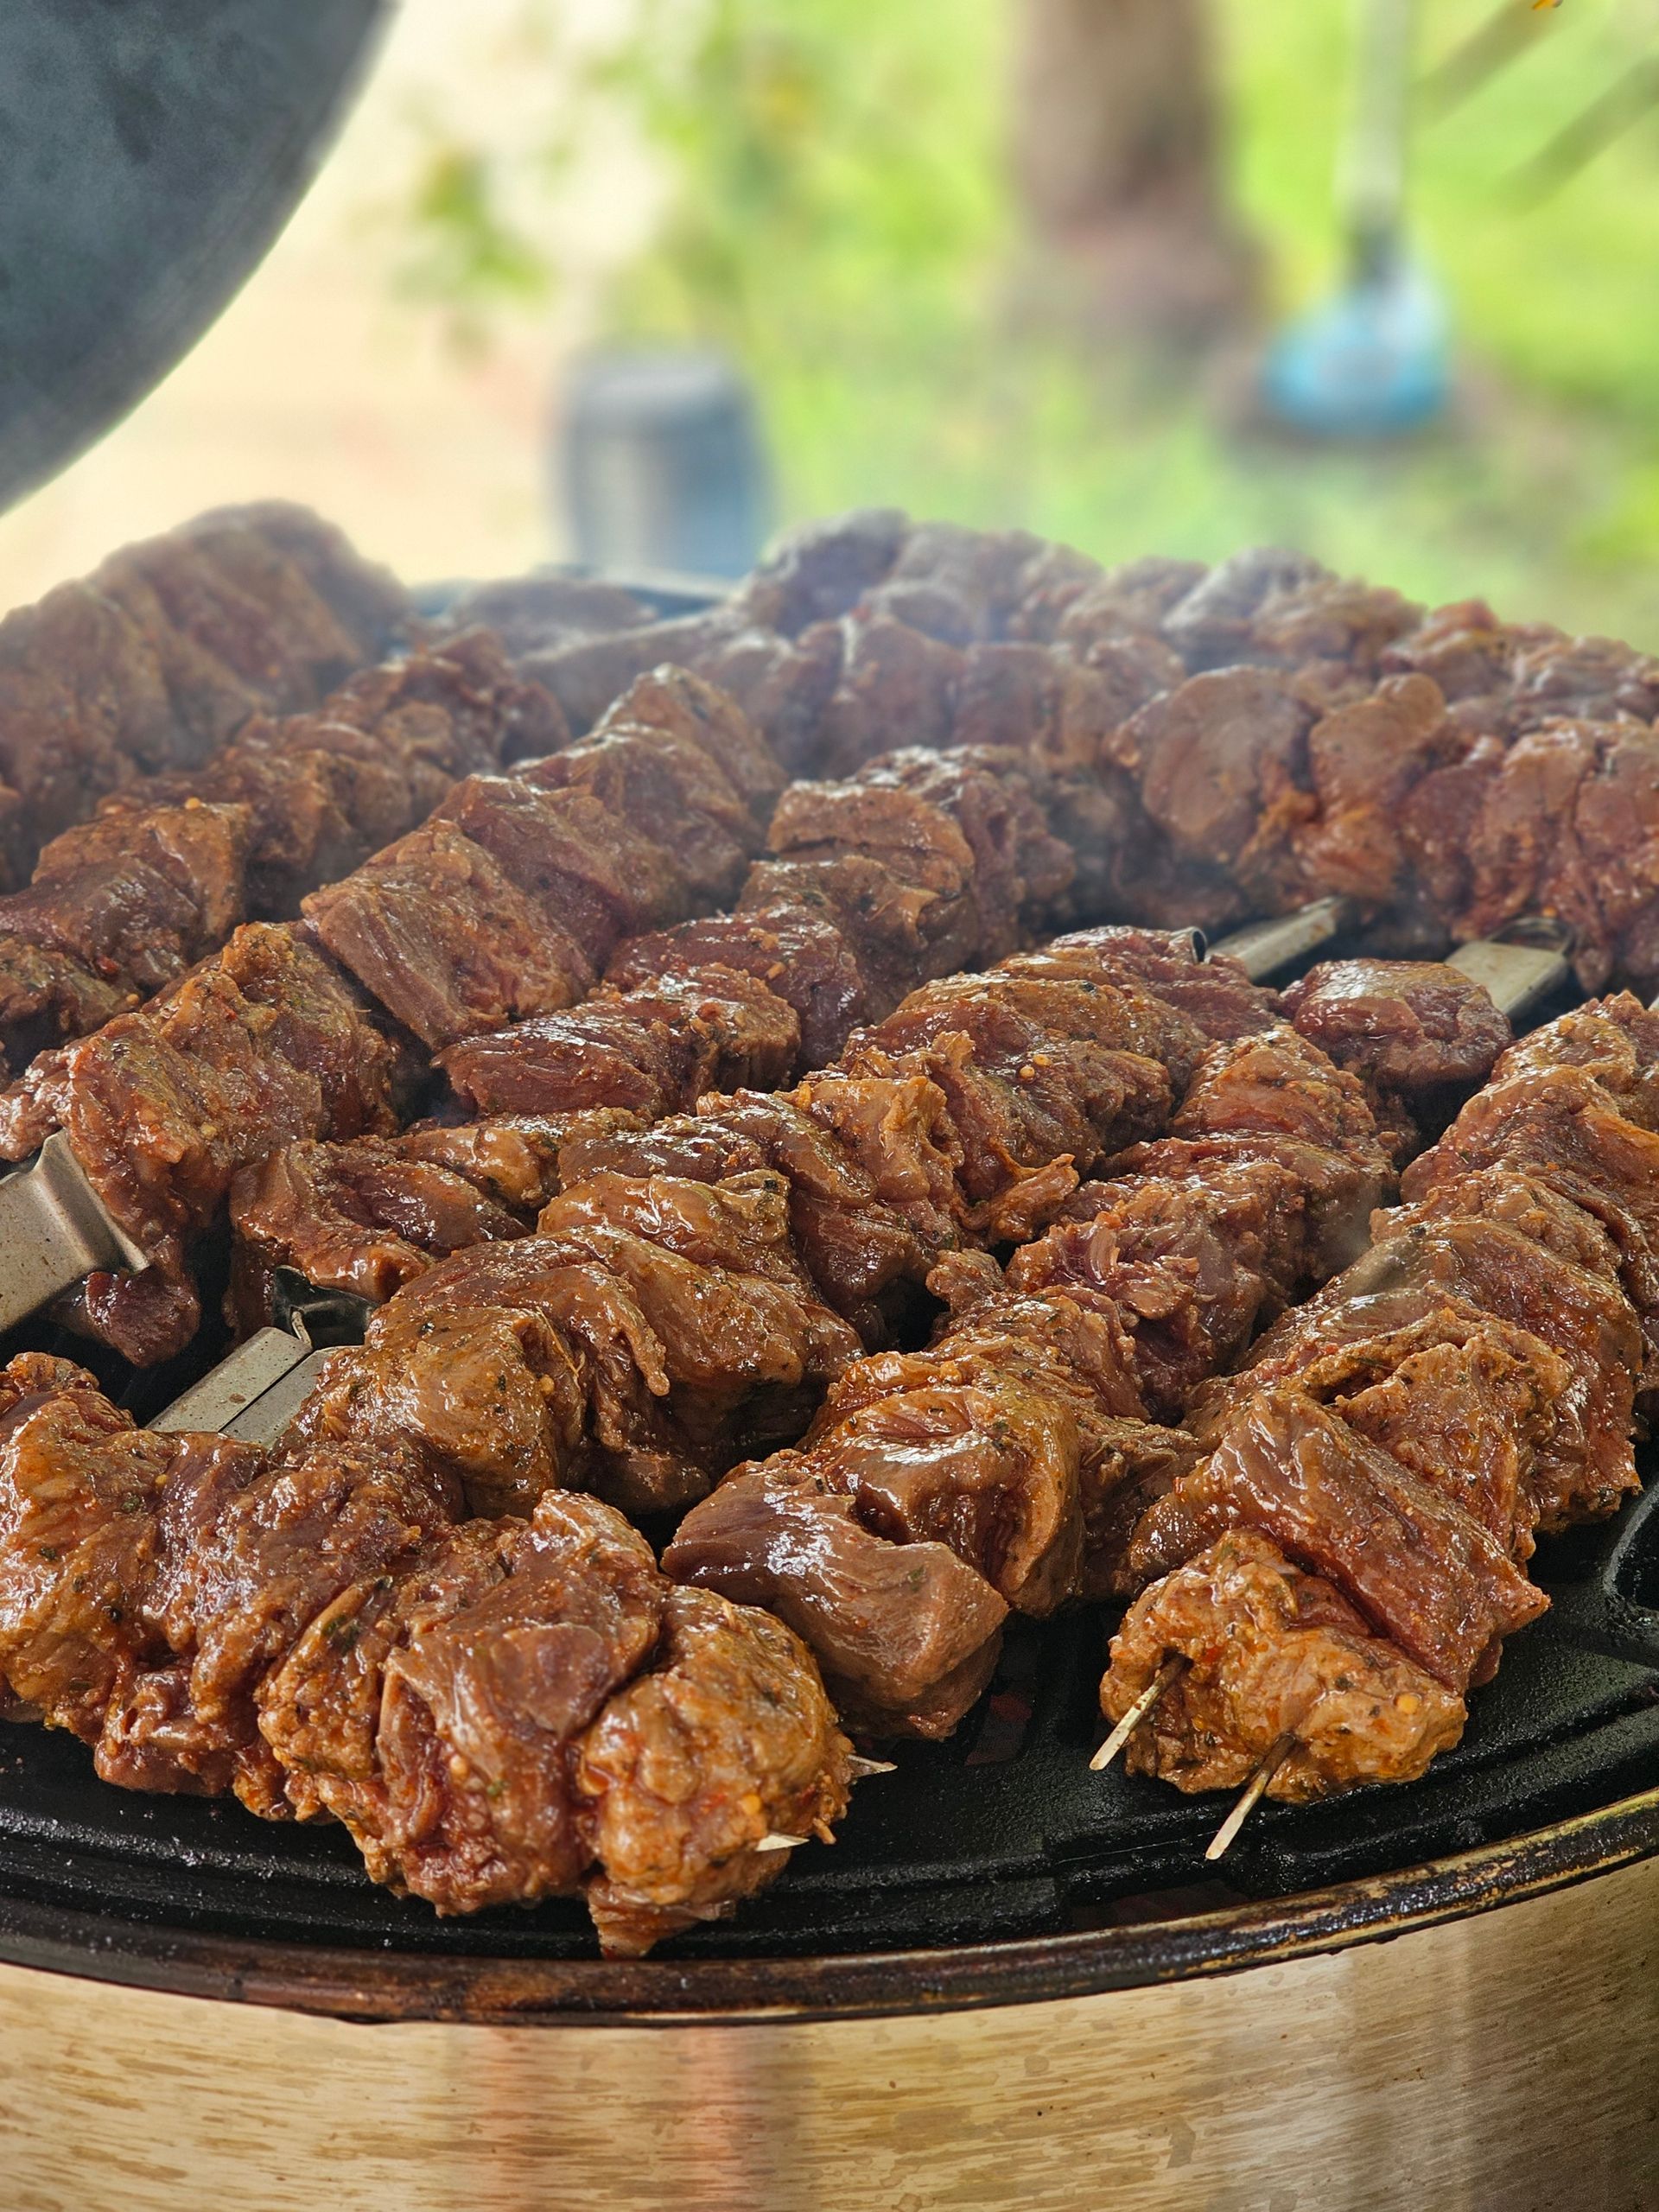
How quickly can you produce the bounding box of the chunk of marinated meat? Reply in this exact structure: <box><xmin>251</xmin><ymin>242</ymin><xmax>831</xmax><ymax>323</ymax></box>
<box><xmin>1159</xmin><ymin>548</ymin><xmax>1333</xmax><ymax>670</ymax></box>
<box><xmin>1493</xmin><ymin>994</ymin><xmax>1659</xmax><ymax>1130</ymax></box>
<box><xmin>342</xmin><ymin>1173</ymin><xmax>860</xmax><ymax>1517</ymax></box>
<box><xmin>0</xmin><ymin>938</ymin><xmax>135</xmax><ymax>1086</ymax></box>
<box><xmin>664</xmin><ymin>1456</ymin><xmax>1008</xmax><ymax>1738</ymax></box>
<box><xmin>852</xmin><ymin>976</ymin><xmax>1176</xmax><ymax>1237</ymax></box>
<box><xmin>849</xmin><ymin>745</ymin><xmax>1076</xmax><ymax>953</ymax></box>
<box><xmin>394</xmin><ymin>1114</ymin><xmax>588</xmax><ymax>1214</ymax></box>
<box><xmin>149</xmin><ymin>500</ymin><xmax>408</xmax><ymax>674</ymax></box>
<box><xmin>229</xmin><ymin>1137</ymin><xmax>528</xmax><ymax>1314</ymax></box>
<box><xmin>259</xmin><ymin>1493</ymin><xmax>664</xmax><ymax>1910</ymax></box>
<box><xmin>733</xmin><ymin>507</ymin><xmax>907</xmax><ymax>635</ymax></box>
<box><xmin>518</xmin><ymin>614</ymin><xmax>739</xmax><ymax>738</ymax></box>
<box><xmin>1170</xmin><ymin>1026</ymin><xmax>1386</xmax><ymax>1158</ymax></box>
<box><xmin>1234</xmin><ymin>1217</ymin><xmax>1642</xmax><ymax>1529</ymax></box>
<box><xmin>861</xmin><ymin>520</ymin><xmax>1046</xmax><ymax>642</ymax></box>
<box><xmin>692</xmin><ymin>622</ymin><xmax>846</xmax><ymax>775</ymax></box>
<box><xmin>304</xmin><ymin>818</ymin><xmax>593</xmax><ymax>1048</ymax></box>
<box><xmin>1283</xmin><ymin>957</ymin><xmax>1509</xmax><ymax>1098</ymax></box>
<box><xmin>528</xmin><ymin>722</ymin><xmax>757</xmax><ymax>906</ymax></box>
<box><xmin>799</xmin><ymin>613</ymin><xmax>962</xmax><ymax>778</ymax></box>
<box><xmin>1111</xmin><ymin>670</ymin><xmax>1313</xmax><ymax>899</ymax></box>
<box><xmin>0</xmin><ymin>505</ymin><xmax>403</xmax><ymax>880</ymax></box>
<box><xmin>1509</xmin><ymin>632</ymin><xmax>1659</xmax><ymax>730</ymax></box>
<box><xmin>0</xmin><ymin>799</ymin><xmax>251</xmax><ymax>995</ymax></box>
<box><xmin>1128</xmin><ymin>1384</ymin><xmax>1548</xmax><ymax>1688</ymax></box>
<box><xmin>230</xmin><ymin>1089</ymin><xmax>622</xmax><ymax>1323</ymax></box>
<box><xmin>1290</xmin><ymin>677</ymin><xmax>1460</xmax><ymax>912</ymax></box>
<box><xmin>605</xmin><ymin>666</ymin><xmax>786</xmax><ymax>823</ymax></box>
<box><xmin>792</xmin><ymin>1374</ymin><xmax>1085</xmax><ymax>1617</ymax></box>
<box><xmin>862</xmin><ymin>966</ymin><xmax>1200</xmax><ymax>1115</ymax></box>
<box><xmin>792</xmin><ymin>1062</ymin><xmax>965</xmax><ymax>1260</ymax></box>
<box><xmin>126</xmin><ymin>1439</ymin><xmax>460</xmax><ymax>1813</ymax></box>
<box><xmin>767</xmin><ymin>772</ymin><xmax>988</xmax><ymax>969</ymax></box>
<box><xmin>1382</xmin><ymin>598</ymin><xmax>1520</xmax><ymax>706</ymax></box>
<box><xmin>1096</xmin><ymin>1028</ymin><xmax>1395</xmax><ymax>1281</ymax></box>
<box><xmin>1402</xmin><ymin>1059</ymin><xmax>1659</xmax><ymax>1377</ymax></box>
<box><xmin>1262</xmin><ymin>1309</ymin><xmax>1570</xmax><ymax>1560</ymax></box>
<box><xmin>435</xmin><ymin>775</ymin><xmax>691</xmax><ymax>965</ymax></box>
<box><xmin>1375</xmin><ymin>1164</ymin><xmax>1621</xmax><ymax>1282</ymax></box>
<box><xmin>608</xmin><ymin>905</ymin><xmax>869</xmax><ymax>1069</ymax></box>
<box><xmin>1001</xmin><ymin>925</ymin><xmax>1282</xmax><ymax>1047</ymax></box>
<box><xmin>216</xmin><ymin>922</ymin><xmax>408</xmax><ymax>1137</ymax></box>
<box><xmin>576</xmin><ymin>1584</ymin><xmax>852</xmax><ymax>1955</ymax></box>
<box><xmin>738</xmin><ymin>850</ymin><xmax>967</xmax><ymax>1017</ymax></box>
<box><xmin>1009</xmin><ymin>1155</ymin><xmax>1309</xmax><ymax>1421</ymax></box>
<box><xmin>1105</xmin><ymin>1531</ymin><xmax>1466</xmax><ymax>1796</ymax></box>
<box><xmin>1281</xmin><ymin>957</ymin><xmax>1510</xmax><ymax>1161</ymax></box>
<box><xmin>0</xmin><ymin>1357</ymin><xmax>196</xmax><ymax>1745</ymax></box>
<box><xmin>1244</xmin><ymin>575</ymin><xmax>1423</xmax><ymax>681</ymax></box>
<box><xmin>695</xmin><ymin>1090</ymin><xmax>940</xmax><ymax>1341</ymax></box>
<box><xmin>438</xmin><ymin>967</ymin><xmax>798</xmax><ymax>1119</ymax></box>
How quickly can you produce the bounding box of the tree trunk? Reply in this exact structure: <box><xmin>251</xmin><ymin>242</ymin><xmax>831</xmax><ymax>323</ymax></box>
<box><xmin>1010</xmin><ymin>0</ymin><xmax>1257</xmax><ymax>344</ymax></box>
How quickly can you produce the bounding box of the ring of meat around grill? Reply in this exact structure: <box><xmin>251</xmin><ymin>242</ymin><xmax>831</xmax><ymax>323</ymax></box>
<box><xmin>10</xmin><ymin>506</ymin><xmax>1631</xmax><ymax>1954</ymax></box>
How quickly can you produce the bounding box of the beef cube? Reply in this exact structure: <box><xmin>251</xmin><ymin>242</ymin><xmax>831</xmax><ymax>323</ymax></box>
<box><xmin>437</xmin><ymin>775</ymin><xmax>690</xmax><ymax>963</ymax></box>
<box><xmin>608</xmin><ymin>906</ymin><xmax>868</xmax><ymax>1069</ymax></box>
<box><xmin>733</xmin><ymin>507</ymin><xmax>907</xmax><ymax>634</ymax></box>
<box><xmin>304</xmin><ymin>820</ymin><xmax>593</xmax><ymax>1048</ymax></box>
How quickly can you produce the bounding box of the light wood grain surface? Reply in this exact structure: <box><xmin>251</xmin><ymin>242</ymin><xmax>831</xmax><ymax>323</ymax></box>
<box><xmin>3</xmin><ymin>1853</ymin><xmax>1657</xmax><ymax>2211</ymax></box>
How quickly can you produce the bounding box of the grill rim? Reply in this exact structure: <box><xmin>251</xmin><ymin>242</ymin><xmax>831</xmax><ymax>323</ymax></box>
<box><xmin>2</xmin><ymin>1783</ymin><xmax>1655</xmax><ymax>2028</ymax></box>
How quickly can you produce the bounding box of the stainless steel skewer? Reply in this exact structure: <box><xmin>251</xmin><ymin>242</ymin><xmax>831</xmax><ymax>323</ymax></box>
<box><xmin>150</xmin><ymin>1273</ymin><xmax>375</xmax><ymax>1441</ymax></box>
<box><xmin>1210</xmin><ymin>897</ymin><xmax>1352</xmax><ymax>982</ymax></box>
<box><xmin>1446</xmin><ymin>914</ymin><xmax>1573</xmax><ymax>1020</ymax></box>
<box><xmin>0</xmin><ymin>1132</ymin><xmax>150</xmax><ymax>1333</ymax></box>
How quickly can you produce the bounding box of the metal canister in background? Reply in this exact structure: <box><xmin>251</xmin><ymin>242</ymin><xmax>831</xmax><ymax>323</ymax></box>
<box><xmin>557</xmin><ymin>346</ymin><xmax>772</xmax><ymax>579</ymax></box>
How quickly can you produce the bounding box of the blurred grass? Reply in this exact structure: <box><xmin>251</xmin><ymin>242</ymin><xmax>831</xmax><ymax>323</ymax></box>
<box><xmin>617</xmin><ymin>0</ymin><xmax>1659</xmax><ymax>640</ymax></box>
<box><xmin>413</xmin><ymin>0</ymin><xmax>1659</xmax><ymax>639</ymax></box>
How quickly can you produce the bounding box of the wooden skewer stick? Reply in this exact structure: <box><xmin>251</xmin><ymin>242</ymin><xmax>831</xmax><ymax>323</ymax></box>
<box><xmin>1205</xmin><ymin>1733</ymin><xmax>1296</xmax><ymax>1861</ymax></box>
<box><xmin>753</xmin><ymin>1832</ymin><xmax>811</xmax><ymax>1853</ymax></box>
<box><xmin>846</xmin><ymin>1755</ymin><xmax>897</xmax><ymax>1778</ymax></box>
<box><xmin>1090</xmin><ymin>1655</ymin><xmax>1190</xmax><ymax>1771</ymax></box>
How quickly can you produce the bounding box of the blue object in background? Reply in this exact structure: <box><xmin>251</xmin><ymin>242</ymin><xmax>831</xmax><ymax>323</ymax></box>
<box><xmin>1263</xmin><ymin>248</ymin><xmax>1450</xmax><ymax>436</ymax></box>
<box><xmin>558</xmin><ymin>347</ymin><xmax>772</xmax><ymax>580</ymax></box>
<box><xmin>1262</xmin><ymin>0</ymin><xmax>1449</xmax><ymax>440</ymax></box>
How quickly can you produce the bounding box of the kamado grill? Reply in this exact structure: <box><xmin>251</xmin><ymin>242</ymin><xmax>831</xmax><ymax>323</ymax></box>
<box><xmin>6</xmin><ymin>16</ymin><xmax>1659</xmax><ymax>2211</ymax></box>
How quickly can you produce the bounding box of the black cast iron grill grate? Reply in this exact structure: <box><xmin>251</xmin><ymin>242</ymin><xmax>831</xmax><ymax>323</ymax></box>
<box><xmin>0</xmin><ymin>916</ymin><xmax>1654</xmax><ymax>1966</ymax></box>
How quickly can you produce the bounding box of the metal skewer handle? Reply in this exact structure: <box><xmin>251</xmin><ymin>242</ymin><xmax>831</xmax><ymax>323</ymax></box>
<box><xmin>1211</xmin><ymin>897</ymin><xmax>1351</xmax><ymax>982</ymax></box>
<box><xmin>0</xmin><ymin>1131</ymin><xmax>149</xmax><ymax>1333</ymax></box>
<box><xmin>1449</xmin><ymin>916</ymin><xmax>1573</xmax><ymax>1021</ymax></box>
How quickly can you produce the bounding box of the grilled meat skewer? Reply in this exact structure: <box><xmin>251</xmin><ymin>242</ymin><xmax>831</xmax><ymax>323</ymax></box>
<box><xmin>1096</xmin><ymin>991</ymin><xmax>1659</xmax><ymax>1810</ymax></box>
<box><xmin>0</xmin><ymin>629</ymin><xmax>564</xmax><ymax>1079</ymax></box>
<box><xmin>0</xmin><ymin>668</ymin><xmax>813</xmax><ymax>1361</ymax></box>
<box><xmin>0</xmin><ymin>503</ymin><xmax>406</xmax><ymax>892</ymax></box>
<box><xmin>508</xmin><ymin>509</ymin><xmax>1659</xmax><ymax>995</ymax></box>
<box><xmin>0</xmin><ymin>1349</ymin><xmax>850</xmax><ymax>1955</ymax></box>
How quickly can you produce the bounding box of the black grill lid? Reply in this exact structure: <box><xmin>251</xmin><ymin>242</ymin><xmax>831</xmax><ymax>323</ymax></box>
<box><xmin>0</xmin><ymin>0</ymin><xmax>385</xmax><ymax>513</ymax></box>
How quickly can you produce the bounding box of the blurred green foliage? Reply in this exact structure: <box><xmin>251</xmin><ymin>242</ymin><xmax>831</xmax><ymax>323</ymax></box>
<box><xmin>402</xmin><ymin>0</ymin><xmax>1659</xmax><ymax>641</ymax></box>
